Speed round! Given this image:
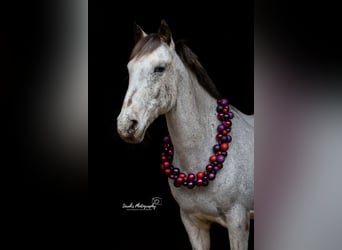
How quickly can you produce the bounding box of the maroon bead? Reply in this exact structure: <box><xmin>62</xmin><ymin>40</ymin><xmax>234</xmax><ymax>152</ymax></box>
<box><xmin>174</xmin><ymin>180</ymin><xmax>182</xmax><ymax>187</ymax></box>
<box><xmin>206</xmin><ymin>164</ymin><xmax>213</xmax><ymax>171</ymax></box>
<box><xmin>179</xmin><ymin>173</ymin><xmax>186</xmax><ymax>179</ymax></box>
<box><xmin>217</xmin><ymin>163</ymin><xmax>223</xmax><ymax>169</ymax></box>
<box><xmin>176</xmin><ymin>177</ymin><xmax>184</xmax><ymax>184</ymax></box>
<box><xmin>217</xmin><ymin>113</ymin><xmax>224</xmax><ymax>121</ymax></box>
<box><xmin>164</xmin><ymin>169</ymin><xmax>171</xmax><ymax>176</ymax></box>
<box><xmin>216</xmin><ymin>134</ymin><xmax>223</xmax><ymax>141</ymax></box>
<box><xmin>223</xmin><ymin>107</ymin><xmax>229</xmax><ymax>113</ymax></box>
<box><xmin>161</xmin><ymin>155</ymin><xmax>168</xmax><ymax>162</ymax></box>
<box><xmin>163</xmin><ymin>161</ymin><xmax>171</xmax><ymax>168</ymax></box>
<box><xmin>188</xmin><ymin>173</ymin><xmax>195</xmax><ymax>181</ymax></box>
<box><xmin>215</xmin><ymin>151</ymin><xmax>222</xmax><ymax>156</ymax></box>
<box><xmin>196</xmin><ymin>179</ymin><xmax>203</xmax><ymax>186</ymax></box>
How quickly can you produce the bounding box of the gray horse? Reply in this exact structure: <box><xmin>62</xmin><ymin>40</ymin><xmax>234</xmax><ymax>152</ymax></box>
<box><xmin>117</xmin><ymin>20</ymin><xmax>254</xmax><ymax>250</ymax></box>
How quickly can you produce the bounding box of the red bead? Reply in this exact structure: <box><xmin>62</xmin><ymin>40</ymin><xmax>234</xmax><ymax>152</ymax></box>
<box><xmin>188</xmin><ymin>173</ymin><xmax>195</xmax><ymax>181</ymax></box>
<box><xmin>179</xmin><ymin>173</ymin><xmax>186</xmax><ymax>179</ymax></box>
<box><xmin>215</xmin><ymin>151</ymin><xmax>222</xmax><ymax>156</ymax></box>
<box><xmin>176</xmin><ymin>177</ymin><xmax>184</xmax><ymax>183</ymax></box>
<box><xmin>197</xmin><ymin>172</ymin><xmax>204</xmax><ymax>179</ymax></box>
<box><xmin>163</xmin><ymin>161</ymin><xmax>171</xmax><ymax>168</ymax></box>
<box><xmin>164</xmin><ymin>169</ymin><xmax>171</xmax><ymax>176</ymax></box>
<box><xmin>217</xmin><ymin>113</ymin><xmax>224</xmax><ymax>121</ymax></box>
<box><xmin>220</xmin><ymin>143</ymin><xmax>229</xmax><ymax>151</ymax></box>
<box><xmin>161</xmin><ymin>155</ymin><xmax>168</xmax><ymax>162</ymax></box>
<box><xmin>216</xmin><ymin>134</ymin><xmax>223</xmax><ymax>141</ymax></box>
<box><xmin>221</xmin><ymin>130</ymin><xmax>228</xmax><ymax>135</ymax></box>
<box><xmin>206</xmin><ymin>164</ymin><xmax>213</xmax><ymax>171</ymax></box>
<box><xmin>223</xmin><ymin>107</ymin><xmax>229</xmax><ymax>113</ymax></box>
<box><xmin>196</xmin><ymin>179</ymin><xmax>203</xmax><ymax>186</ymax></box>
<box><xmin>210</xmin><ymin>155</ymin><xmax>217</xmax><ymax>163</ymax></box>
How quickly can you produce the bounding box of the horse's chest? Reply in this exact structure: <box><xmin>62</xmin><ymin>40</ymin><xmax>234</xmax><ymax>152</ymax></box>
<box><xmin>170</xmin><ymin>185</ymin><xmax>226</xmax><ymax>217</ymax></box>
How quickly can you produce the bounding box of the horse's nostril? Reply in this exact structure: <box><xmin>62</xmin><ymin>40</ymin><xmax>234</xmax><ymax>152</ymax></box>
<box><xmin>128</xmin><ymin>119</ymin><xmax>138</xmax><ymax>135</ymax></box>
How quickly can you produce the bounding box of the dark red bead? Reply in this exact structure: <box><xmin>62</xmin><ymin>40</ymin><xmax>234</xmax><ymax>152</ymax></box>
<box><xmin>176</xmin><ymin>177</ymin><xmax>184</xmax><ymax>183</ymax></box>
<box><xmin>188</xmin><ymin>173</ymin><xmax>195</xmax><ymax>181</ymax></box>
<box><xmin>217</xmin><ymin>113</ymin><xmax>224</xmax><ymax>121</ymax></box>
<box><xmin>196</xmin><ymin>179</ymin><xmax>203</xmax><ymax>186</ymax></box>
<box><xmin>174</xmin><ymin>180</ymin><xmax>182</xmax><ymax>187</ymax></box>
<box><xmin>206</xmin><ymin>164</ymin><xmax>213</xmax><ymax>171</ymax></box>
<box><xmin>161</xmin><ymin>155</ymin><xmax>168</xmax><ymax>162</ymax></box>
<box><xmin>215</xmin><ymin>151</ymin><xmax>222</xmax><ymax>156</ymax></box>
<box><xmin>163</xmin><ymin>161</ymin><xmax>171</xmax><ymax>168</ymax></box>
<box><xmin>164</xmin><ymin>169</ymin><xmax>171</xmax><ymax>176</ymax></box>
<box><xmin>179</xmin><ymin>173</ymin><xmax>186</xmax><ymax>179</ymax></box>
<box><xmin>216</xmin><ymin>134</ymin><xmax>223</xmax><ymax>141</ymax></box>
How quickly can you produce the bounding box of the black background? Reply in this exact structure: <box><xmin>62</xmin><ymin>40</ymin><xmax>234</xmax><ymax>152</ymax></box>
<box><xmin>89</xmin><ymin>2</ymin><xmax>253</xmax><ymax>250</ymax></box>
<box><xmin>2</xmin><ymin>1</ymin><xmax>253</xmax><ymax>248</ymax></box>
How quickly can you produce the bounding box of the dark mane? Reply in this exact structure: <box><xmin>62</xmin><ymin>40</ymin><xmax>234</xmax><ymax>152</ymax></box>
<box><xmin>130</xmin><ymin>34</ymin><xmax>221</xmax><ymax>99</ymax></box>
<box><xmin>175</xmin><ymin>40</ymin><xmax>221</xmax><ymax>99</ymax></box>
<box><xmin>130</xmin><ymin>34</ymin><xmax>162</xmax><ymax>60</ymax></box>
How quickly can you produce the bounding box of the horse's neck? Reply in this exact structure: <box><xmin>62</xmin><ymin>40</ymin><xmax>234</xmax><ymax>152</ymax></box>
<box><xmin>165</xmin><ymin>60</ymin><xmax>218</xmax><ymax>173</ymax></box>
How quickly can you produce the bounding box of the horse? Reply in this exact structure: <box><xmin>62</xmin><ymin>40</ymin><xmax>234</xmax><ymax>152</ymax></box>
<box><xmin>117</xmin><ymin>19</ymin><xmax>254</xmax><ymax>250</ymax></box>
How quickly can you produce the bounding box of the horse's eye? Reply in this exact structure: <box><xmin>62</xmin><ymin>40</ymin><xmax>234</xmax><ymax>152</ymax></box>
<box><xmin>154</xmin><ymin>66</ymin><xmax>165</xmax><ymax>73</ymax></box>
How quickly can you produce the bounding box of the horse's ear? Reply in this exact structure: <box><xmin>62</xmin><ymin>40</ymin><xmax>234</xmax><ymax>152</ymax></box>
<box><xmin>134</xmin><ymin>22</ymin><xmax>147</xmax><ymax>43</ymax></box>
<box><xmin>158</xmin><ymin>19</ymin><xmax>172</xmax><ymax>45</ymax></box>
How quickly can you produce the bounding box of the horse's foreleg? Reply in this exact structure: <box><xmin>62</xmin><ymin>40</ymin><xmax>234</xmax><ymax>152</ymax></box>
<box><xmin>180</xmin><ymin>209</ymin><xmax>211</xmax><ymax>250</ymax></box>
<box><xmin>226</xmin><ymin>204</ymin><xmax>250</xmax><ymax>250</ymax></box>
